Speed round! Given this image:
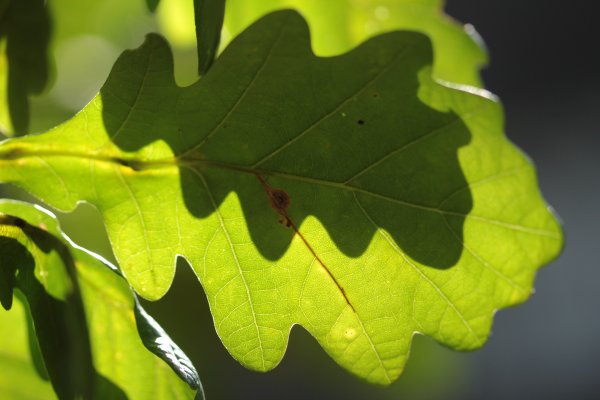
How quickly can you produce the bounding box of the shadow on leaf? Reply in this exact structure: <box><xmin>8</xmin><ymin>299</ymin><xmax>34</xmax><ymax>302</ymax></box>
<box><xmin>101</xmin><ymin>11</ymin><xmax>472</xmax><ymax>269</ymax></box>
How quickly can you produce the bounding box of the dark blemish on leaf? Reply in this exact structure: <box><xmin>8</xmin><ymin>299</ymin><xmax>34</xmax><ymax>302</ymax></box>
<box><xmin>357</xmin><ymin>119</ymin><xmax>365</xmax><ymax>125</ymax></box>
<box><xmin>372</xmin><ymin>92</ymin><xmax>379</xmax><ymax>98</ymax></box>
<box><xmin>256</xmin><ymin>175</ymin><xmax>291</xmax><ymax>219</ymax></box>
<box><xmin>113</xmin><ymin>158</ymin><xmax>142</xmax><ymax>171</ymax></box>
<box><xmin>270</xmin><ymin>189</ymin><xmax>290</xmax><ymax>213</ymax></box>
<box><xmin>113</xmin><ymin>157</ymin><xmax>130</xmax><ymax>167</ymax></box>
<box><xmin>254</xmin><ymin>174</ymin><xmax>355</xmax><ymax>312</ymax></box>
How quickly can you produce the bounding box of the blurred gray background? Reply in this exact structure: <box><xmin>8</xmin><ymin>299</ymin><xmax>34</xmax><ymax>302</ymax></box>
<box><xmin>447</xmin><ymin>1</ymin><xmax>599</xmax><ymax>399</ymax></box>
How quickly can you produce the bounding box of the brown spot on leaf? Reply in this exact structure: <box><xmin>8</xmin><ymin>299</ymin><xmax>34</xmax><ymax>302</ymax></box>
<box><xmin>270</xmin><ymin>189</ymin><xmax>290</xmax><ymax>213</ymax></box>
<box><xmin>254</xmin><ymin>174</ymin><xmax>355</xmax><ymax>312</ymax></box>
<box><xmin>256</xmin><ymin>175</ymin><xmax>291</xmax><ymax>219</ymax></box>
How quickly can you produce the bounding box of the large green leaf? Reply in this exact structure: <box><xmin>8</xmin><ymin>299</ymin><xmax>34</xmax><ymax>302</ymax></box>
<box><xmin>0</xmin><ymin>11</ymin><xmax>562</xmax><ymax>383</ymax></box>
<box><xmin>222</xmin><ymin>0</ymin><xmax>487</xmax><ymax>86</ymax></box>
<box><xmin>0</xmin><ymin>200</ymin><xmax>201</xmax><ymax>399</ymax></box>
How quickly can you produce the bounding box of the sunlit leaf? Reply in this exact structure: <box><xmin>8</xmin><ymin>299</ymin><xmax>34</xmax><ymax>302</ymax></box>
<box><xmin>0</xmin><ymin>12</ymin><xmax>562</xmax><ymax>383</ymax></box>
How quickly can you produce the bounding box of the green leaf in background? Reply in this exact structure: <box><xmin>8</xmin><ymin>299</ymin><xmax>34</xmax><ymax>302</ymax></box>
<box><xmin>221</xmin><ymin>0</ymin><xmax>487</xmax><ymax>86</ymax></box>
<box><xmin>194</xmin><ymin>0</ymin><xmax>226</xmax><ymax>74</ymax></box>
<box><xmin>0</xmin><ymin>200</ymin><xmax>201</xmax><ymax>399</ymax></box>
<box><xmin>0</xmin><ymin>215</ymin><xmax>96</xmax><ymax>399</ymax></box>
<box><xmin>146</xmin><ymin>0</ymin><xmax>161</xmax><ymax>13</ymax></box>
<box><xmin>0</xmin><ymin>298</ymin><xmax>55</xmax><ymax>400</ymax></box>
<box><xmin>0</xmin><ymin>12</ymin><xmax>562</xmax><ymax>383</ymax></box>
<box><xmin>0</xmin><ymin>0</ymin><xmax>51</xmax><ymax>135</ymax></box>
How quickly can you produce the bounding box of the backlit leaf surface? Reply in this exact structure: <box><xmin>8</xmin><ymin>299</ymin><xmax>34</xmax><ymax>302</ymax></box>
<box><xmin>0</xmin><ymin>12</ymin><xmax>562</xmax><ymax>383</ymax></box>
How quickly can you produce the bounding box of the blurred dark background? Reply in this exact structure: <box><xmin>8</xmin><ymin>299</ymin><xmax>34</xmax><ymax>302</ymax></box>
<box><xmin>3</xmin><ymin>0</ymin><xmax>598</xmax><ymax>399</ymax></box>
<box><xmin>446</xmin><ymin>1</ymin><xmax>599</xmax><ymax>399</ymax></box>
<box><xmin>146</xmin><ymin>1</ymin><xmax>600</xmax><ymax>399</ymax></box>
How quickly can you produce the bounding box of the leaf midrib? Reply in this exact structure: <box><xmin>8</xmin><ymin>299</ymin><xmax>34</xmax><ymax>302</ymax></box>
<box><xmin>0</xmin><ymin>147</ymin><xmax>560</xmax><ymax>238</ymax></box>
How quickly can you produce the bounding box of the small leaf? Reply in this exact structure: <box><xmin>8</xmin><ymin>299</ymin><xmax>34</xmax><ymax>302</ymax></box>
<box><xmin>134</xmin><ymin>296</ymin><xmax>203</xmax><ymax>394</ymax></box>
<box><xmin>194</xmin><ymin>0</ymin><xmax>226</xmax><ymax>74</ymax></box>
<box><xmin>146</xmin><ymin>0</ymin><xmax>160</xmax><ymax>13</ymax></box>
<box><xmin>0</xmin><ymin>12</ymin><xmax>563</xmax><ymax>383</ymax></box>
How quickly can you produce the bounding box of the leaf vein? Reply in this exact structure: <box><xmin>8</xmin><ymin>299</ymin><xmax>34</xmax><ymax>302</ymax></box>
<box><xmin>249</xmin><ymin>45</ymin><xmax>411</xmax><ymax>168</ymax></box>
<box><xmin>178</xmin><ymin>20</ymin><xmax>289</xmax><ymax>158</ymax></box>
<box><xmin>190</xmin><ymin>167</ymin><xmax>266</xmax><ymax>370</ymax></box>
<box><xmin>353</xmin><ymin>192</ymin><xmax>484</xmax><ymax>346</ymax></box>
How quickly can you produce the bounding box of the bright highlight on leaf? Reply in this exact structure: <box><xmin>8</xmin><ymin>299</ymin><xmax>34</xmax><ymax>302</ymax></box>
<box><xmin>0</xmin><ymin>11</ymin><xmax>562</xmax><ymax>384</ymax></box>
